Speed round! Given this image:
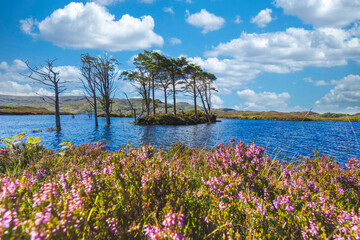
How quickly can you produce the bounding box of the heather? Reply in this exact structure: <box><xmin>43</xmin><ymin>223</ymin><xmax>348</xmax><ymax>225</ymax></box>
<box><xmin>0</xmin><ymin>135</ymin><xmax>359</xmax><ymax>239</ymax></box>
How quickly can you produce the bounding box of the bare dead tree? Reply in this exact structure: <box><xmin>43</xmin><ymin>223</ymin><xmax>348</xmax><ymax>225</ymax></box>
<box><xmin>24</xmin><ymin>59</ymin><xmax>66</xmax><ymax>131</ymax></box>
<box><xmin>123</xmin><ymin>92</ymin><xmax>139</xmax><ymax>121</ymax></box>
<box><xmin>93</xmin><ymin>54</ymin><xmax>118</xmax><ymax>125</ymax></box>
<box><xmin>80</xmin><ymin>53</ymin><xmax>99</xmax><ymax>127</ymax></box>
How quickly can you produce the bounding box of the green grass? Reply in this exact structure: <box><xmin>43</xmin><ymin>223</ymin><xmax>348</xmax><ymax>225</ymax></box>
<box><xmin>217</xmin><ymin>111</ymin><xmax>360</xmax><ymax>122</ymax></box>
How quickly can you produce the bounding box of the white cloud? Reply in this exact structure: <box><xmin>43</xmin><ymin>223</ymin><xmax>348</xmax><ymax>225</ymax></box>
<box><xmin>316</xmin><ymin>75</ymin><xmax>360</xmax><ymax>112</ymax></box>
<box><xmin>303</xmin><ymin>77</ymin><xmax>313</xmax><ymax>83</ymax></box>
<box><xmin>211</xmin><ymin>94</ymin><xmax>224</xmax><ymax>109</ymax></box>
<box><xmin>197</xmin><ymin>26</ymin><xmax>360</xmax><ymax>87</ymax></box>
<box><xmin>91</xmin><ymin>0</ymin><xmax>124</xmax><ymax>5</ymax></box>
<box><xmin>189</xmin><ymin>57</ymin><xmax>261</xmax><ymax>87</ymax></box>
<box><xmin>169</xmin><ymin>37</ymin><xmax>182</xmax><ymax>45</ymax></box>
<box><xmin>236</xmin><ymin>89</ymin><xmax>290</xmax><ymax>111</ymax></box>
<box><xmin>164</xmin><ymin>6</ymin><xmax>175</xmax><ymax>14</ymax></box>
<box><xmin>0</xmin><ymin>81</ymin><xmax>34</xmax><ymax>96</ymax></box>
<box><xmin>19</xmin><ymin>18</ymin><xmax>38</xmax><ymax>36</ymax></box>
<box><xmin>54</xmin><ymin>66</ymin><xmax>82</xmax><ymax>85</ymax></box>
<box><xmin>218</xmin><ymin>88</ymin><xmax>232</xmax><ymax>95</ymax></box>
<box><xmin>234</xmin><ymin>15</ymin><xmax>242</xmax><ymax>24</ymax></box>
<box><xmin>314</xmin><ymin>80</ymin><xmax>329</xmax><ymax>86</ymax></box>
<box><xmin>20</xmin><ymin>2</ymin><xmax>164</xmax><ymax>52</ymax></box>
<box><xmin>275</xmin><ymin>0</ymin><xmax>360</xmax><ymax>28</ymax></box>
<box><xmin>251</xmin><ymin>8</ymin><xmax>273</xmax><ymax>28</ymax></box>
<box><xmin>185</xmin><ymin>9</ymin><xmax>225</xmax><ymax>34</ymax></box>
<box><xmin>140</xmin><ymin>0</ymin><xmax>156</xmax><ymax>3</ymax></box>
<box><xmin>0</xmin><ymin>60</ymin><xmax>84</xmax><ymax>96</ymax></box>
<box><xmin>304</xmin><ymin>77</ymin><xmax>330</xmax><ymax>86</ymax></box>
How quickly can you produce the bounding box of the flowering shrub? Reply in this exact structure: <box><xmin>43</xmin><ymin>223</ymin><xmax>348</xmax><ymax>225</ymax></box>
<box><xmin>0</xmin><ymin>138</ymin><xmax>359</xmax><ymax>239</ymax></box>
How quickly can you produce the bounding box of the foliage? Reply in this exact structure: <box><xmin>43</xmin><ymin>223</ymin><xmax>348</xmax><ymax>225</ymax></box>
<box><xmin>0</xmin><ymin>137</ymin><xmax>359</xmax><ymax>239</ymax></box>
<box><xmin>0</xmin><ymin>133</ymin><xmax>46</xmax><ymax>177</ymax></box>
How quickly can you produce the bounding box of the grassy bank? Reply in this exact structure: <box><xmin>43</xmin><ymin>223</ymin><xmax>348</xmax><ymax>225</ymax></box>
<box><xmin>0</xmin><ymin>134</ymin><xmax>359</xmax><ymax>239</ymax></box>
<box><xmin>217</xmin><ymin>111</ymin><xmax>360</xmax><ymax>122</ymax></box>
<box><xmin>0</xmin><ymin>105</ymin><xmax>72</xmax><ymax>115</ymax></box>
<box><xmin>0</xmin><ymin>105</ymin><xmax>54</xmax><ymax>115</ymax></box>
<box><xmin>135</xmin><ymin>111</ymin><xmax>216</xmax><ymax>125</ymax></box>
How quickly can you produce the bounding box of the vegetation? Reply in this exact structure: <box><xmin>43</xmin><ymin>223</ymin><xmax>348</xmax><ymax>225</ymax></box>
<box><xmin>0</xmin><ymin>134</ymin><xmax>359</xmax><ymax>239</ymax></box>
<box><xmin>217</xmin><ymin>111</ymin><xmax>360</xmax><ymax>122</ymax></box>
<box><xmin>0</xmin><ymin>106</ymin><xmax>54</xmax><ymax>115</ymax></box>
<box><xmin>135</xmin><ymin>111</ymin><xmax>216</xmax><ymax>125</ymax></box>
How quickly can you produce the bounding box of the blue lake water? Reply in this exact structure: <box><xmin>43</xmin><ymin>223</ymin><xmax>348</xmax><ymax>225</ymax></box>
<box><xmin>1</xmin><ymin>115</ymin><xmax>360</xmax><ymax>165</ymax></box>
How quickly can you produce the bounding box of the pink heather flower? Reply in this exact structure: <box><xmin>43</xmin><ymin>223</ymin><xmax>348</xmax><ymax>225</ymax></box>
<box><xmin>1</xmin><ymin>210</ymin><xmax>12</xmax><ymax>228</ymax></box>
<box><xmin>219</xmin><ymin>202</ymin><xmax>226</xmax><ymax>210</ymax></box>
<box><xmin>285</xmin><ymin>205</ymin><xmax>295</xmax><ymax>212</ymax></box>
<box><xmin>204</xmin><ymin>217</ymin><xmax>210</xmax><ymax>223</ymax></box>
<box><xmin>103</xmin><ymin>167</ymin><xmax>110</xmax><ymax>175</ymax></box>
<box><xmin>309</xmin><ymin>221</ymin><xmax>318</xmax><ymax>236</ymax></box>
<box><xmin>163</xmin><ymin>212</ymin><xmax>176</xmax><ymax>227</ymax></box>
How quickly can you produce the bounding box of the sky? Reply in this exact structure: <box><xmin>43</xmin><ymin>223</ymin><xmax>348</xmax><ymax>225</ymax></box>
<box><xmin>0</xmin><ymin>0</ymin><xmax>360</xmax><ymax>113</ymax></box>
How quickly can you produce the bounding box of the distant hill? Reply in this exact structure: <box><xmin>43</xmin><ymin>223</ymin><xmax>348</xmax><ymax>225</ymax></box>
<box><xmin>3</xmin><ymin>95</ymin><xmax>358</xmax><ymax>122</ymax></box>
<box><xmin>0</xmin><ymin>95</ymin><xmax>216</xmax><ymax>115</ymax></box>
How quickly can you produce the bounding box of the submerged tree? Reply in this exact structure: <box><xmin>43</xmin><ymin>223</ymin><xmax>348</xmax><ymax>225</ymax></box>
<box><xmin>93</xmin><ymin>54</ymin><xmax>118</xmax><ymax>125</ymax></box>
<box><xmin>24</xmin><ymin>59</ymin><xmax>65</xmax><ymax>131</ymax></box>
<box><xmin>80</xmin><ymin>53</ymin><xmax>99</xmax><ymax>127</ymax></box>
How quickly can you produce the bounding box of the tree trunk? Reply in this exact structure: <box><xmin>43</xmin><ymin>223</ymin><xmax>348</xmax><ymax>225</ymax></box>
<box><xmin>54</xmin><ymin>84</ymin><xmax>61</xmax><ymax>131</ymax></box>
<box><xmin>147</xmin><ymin>81</ymin><xmax>151</xmax><ymax>116</ymax></box>
<box><xmin>164</xmin><ymin>89</ymin><xmax>168</xmax><ymax>114</ymax></box>
<box><xmin>152</xmin><ymin>75</ymin><xmax>155</xmax><ymax>115</ymax></box>
<box><xmin>172</xmin><ymin>75</ymin><xmax>176</xmax><ymax>116</ymax></box>
<box><xmin>105</xmin><ymin>96</ymin><xmax>111</xmax><ymax>125</ymax></box>
<box><xmin>198</xmin><ymin>88</ymin><xmax>211</xmax><ymax>123</ymax></box>
<box><xmin>205</xmin><ymin>84</ymin><xmax>211</xmax><ymax>113</ymax></box>
<box><xmin>93</xmin><ymin>95</ymin><xmax>98</xmax><ymax>127</ymax></box>
<box><xmin>193</xmin><ymin>81</ymin><xmax>198</xmax><ymax>120</ymax></box>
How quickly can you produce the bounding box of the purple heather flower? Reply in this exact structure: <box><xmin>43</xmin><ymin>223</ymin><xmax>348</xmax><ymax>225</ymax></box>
<box><xmin>219</xmin><ymin>202</ymin><xmax>226</xmax><ymax>210</ymax></box>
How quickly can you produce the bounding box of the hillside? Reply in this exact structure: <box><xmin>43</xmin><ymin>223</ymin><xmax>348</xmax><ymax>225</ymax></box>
<box><xmin>1</xmin><ymin>95</ymin><xmax>359</xmax><ymax>122</ymax></box>
<box><xmin>0</xmin><ymin>95</ymin><xmax>204</xmax><ymax>115</ymax></box>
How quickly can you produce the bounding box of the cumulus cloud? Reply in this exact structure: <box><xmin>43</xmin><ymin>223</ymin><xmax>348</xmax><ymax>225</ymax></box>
<box><xmin>211</xmin><ymin>94</ymin><xmax>224</xmax><ymax>108</ymax></box>
<box><xmin>236</xmin><ymin>89</ymin><xmax>291</xmax><ymax>111</ymax></box>
<box><xmin>195</xmin><ymin>26</ymin><xmax>360</xmax><ymax>87</ymax></box>
<box><xmin>163</xmin><ymin>6</ymin><xmax>175</xmax><ymax>14</ymax></box>
<box><xmin>169</xmin><ymin>37</ymin><xmax>182</xmax><ymax>45</ymax></box>
<box><xmin>91</xmin><ymin>0</ymin><xmax>124</xmax><ymax>5</ymax></box>
<box><xmin>251</xmin><ymin>8</ymin><xmax>273</xmax><ymax>28</ymax></box>
<box><xmin>20</xmin><ymin>2</ymin><xmax>164</xmax><ymax>52</ymax></box>
<box><xmin>185</xmin><ymin>9</ymin><xmax>225</xmax><ymax>34</ymax></box>
<box><xmin>316</xmin><ymin>74</ymin><xmax>360</xmax><ymax>112</ymax></box>
<box><xmin>274</xmin><ymin>0</ymin><xmax>360</xmax><ymax>28</ymax></box>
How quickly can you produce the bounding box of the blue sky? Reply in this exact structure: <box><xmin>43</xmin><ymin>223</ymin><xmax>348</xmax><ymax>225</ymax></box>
<box><xmin>0</xmin><ymin>0</ymin><xmax>359</xmax><ymax>113</ymax></box>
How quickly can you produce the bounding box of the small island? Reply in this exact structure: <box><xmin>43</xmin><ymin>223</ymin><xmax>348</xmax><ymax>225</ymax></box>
<box><xmin>134</xmin><ymin>111</ymin><xmax>217</xmax><ymax>125</ymax></box>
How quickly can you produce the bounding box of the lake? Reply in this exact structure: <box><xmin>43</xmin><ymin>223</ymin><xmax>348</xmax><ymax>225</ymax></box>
<box><xmin>1</xmin><ymin>115</ymin><xmax>359</xmax><ymax>165</ymax></box>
